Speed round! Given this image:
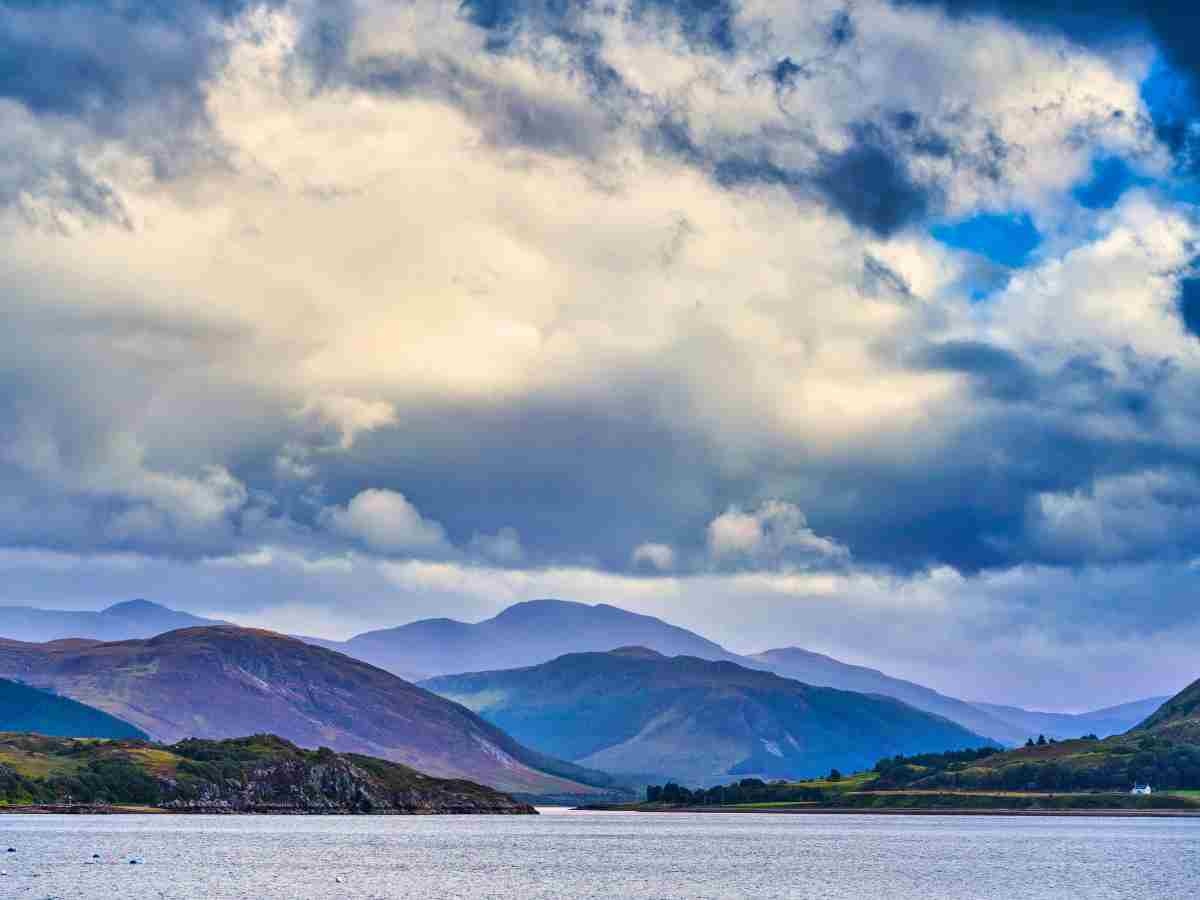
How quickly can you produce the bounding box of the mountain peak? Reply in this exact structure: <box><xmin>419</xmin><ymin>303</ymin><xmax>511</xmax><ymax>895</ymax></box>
<box><xmin>607</xmin><ymin>646</ymin><xmax>664</xmax><ymax>659</ymax></box>
<box><xmin>102</xmin><ymin>598</ymin><xmax>168</xmax><ymax>615</ymax></box>
<box><xmin>490</xmin><ymin>598</ymin><xmax>584</xmax><ymax>620</ymax></box>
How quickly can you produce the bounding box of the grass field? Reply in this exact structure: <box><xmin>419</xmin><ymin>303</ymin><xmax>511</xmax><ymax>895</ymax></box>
<box><xmin>785</xmin><ymin>772</ymin><xmax>878</xmax><ymax>792</ymax></box>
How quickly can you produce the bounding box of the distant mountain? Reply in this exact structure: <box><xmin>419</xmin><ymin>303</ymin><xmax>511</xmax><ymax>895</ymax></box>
<box><xmin>745</xmin><ymin>647</ymin><xmax>1030</xmax><ymax>745</ymax></box>
<box><xmin>422</xmin><ymin>647</ymin><xmax>990</xmax><ymax>786</ymax></box>
<box><xmin>0</xmin><ymin>626</ymin><xmax>622</xmax><ymax>797</ymax></box>
<box><xmin>0</xmin><ymin>599</ymin><xmax>224</xmax><ymax>643</ymax></box>
<box><xmin>318</xmin><ymin>599</ymin><xmax>741</xmax><ymax>681</ymax></box>
<box><xmin>0</xmin><ymin>732</ymin><xmax>534</xmax><ymax>813</ymax></box>
<box><xmin>972</xmin><ymin>697</ymin><xmax>1170</xmax><ymax>743</ymax></box>
<box><xmin>0</xmin><ymin>678</ymin><xmax>147</xmax><ymax>739</ymax></box>
<box><xmin>3</xmin><ymin>597</ymin><xmax>1161</xmax><ymax>749</ymax></box>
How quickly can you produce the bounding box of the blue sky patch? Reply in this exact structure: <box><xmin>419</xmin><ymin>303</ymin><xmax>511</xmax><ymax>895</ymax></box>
<box><xmin>1073</xmin><ymin>156</ymin><xmax>1152</xmax><ymax>210</ymax></box>
<box><xmin>930</xmin><ymin>212</ymin><xmax>1041</xmax><ymax>269</ymax></box>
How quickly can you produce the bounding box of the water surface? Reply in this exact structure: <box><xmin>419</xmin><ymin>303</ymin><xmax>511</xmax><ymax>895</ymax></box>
<box><xmin>0</xmin><ymin>808</ymin><xmax>1195</xmax><ymax>898</ymax></box>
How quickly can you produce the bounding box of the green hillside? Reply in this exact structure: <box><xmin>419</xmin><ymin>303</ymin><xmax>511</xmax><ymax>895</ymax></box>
<box><xmin>0</xmin><ymin>679</ymin><xmax>147</xmax><ymax>740</ymax></box>
<box><xmin>875</xmin><ymin>681</ymin><xmax>1200</xmax><ymax>792</ymax></box>
<box><xmin>423</xmin><ymin>648</ymin><xmax>989</xmax><ymax>785</ymax></box>
<box><xmin>0</xmin><ymin>732</ymin><xmax>534</xmax><ymax>813</ymax></box>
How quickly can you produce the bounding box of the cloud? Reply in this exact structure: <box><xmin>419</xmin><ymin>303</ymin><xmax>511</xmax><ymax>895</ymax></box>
<box><xmin>324</xmin><ymin>489</ymin><xmax>449</xmax><ymax>555</ymax></box>
<box><xmin>707</xmin><ymin>501</ymin><xmax>850</xmax><ymax>566</ymax></box>
<box><xmin>300</xmin><ymin>394</ymin><xmax>398</xmax><ymax>450</ymax></box>
<box><xmin>469</xmin><ymin>527</ymin><xmax>526</xmax><ymax>563</ymax></box>
<box><xmin>632</xmin><ymin>542</ymin><xmax>676</xmax><ymax>571</ymax></box>
<box><xmin>1028</xmin><ymin>468</ymin><xmax>1200</xmax><ymax>564</ymax></box>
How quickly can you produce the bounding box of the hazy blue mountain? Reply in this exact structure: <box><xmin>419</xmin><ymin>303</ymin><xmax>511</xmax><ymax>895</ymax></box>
<box><xmin>422</xmin><ymin>647</ymin><xmax>990</xmax><ymax>786</ymax></box>
<box><xmin>744</xmin><ymin>647</ymin><xmax>1031</xmax><ymax>745</ymax></box>
<box><xmin>317</xmin><ymin>599</ymin><xmax>742</xmax><ymax>681</ymax></box>
<box><xmin>0</xmin><ymin>677</ymin><xmax>148</xmax><ymax>739</ymax></box>
<box><xmin>972</xmin><ymin>696</ymin><xmax>1172</xmax><ymax>742</ymax></box>
<box><xmin>0</xmin><ymin>599</ymin><xmax>225</xmax><ymax>643</ymax></box>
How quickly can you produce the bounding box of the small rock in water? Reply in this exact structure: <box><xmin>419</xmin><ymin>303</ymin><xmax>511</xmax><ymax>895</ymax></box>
<box><xmin>129</xmin><ymin>858</ymin><xmax>141</xmax><ymax>865</ymax></box>
<box><xmin>5</xmin><ymin>848</ymin><xmax>13</xmax><ymax>853</ymax></box>
<box><xmin>335</xmin><ymin>875</ymin><xmax>346</xmax><ymax>883</ymax></box>
<box><xmin>92</xmin><ymin>853</ymin><xmax>101</xmax><ymax>859</ymax></box>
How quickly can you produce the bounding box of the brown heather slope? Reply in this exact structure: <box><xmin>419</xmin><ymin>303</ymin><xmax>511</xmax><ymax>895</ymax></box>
<box><xmin>0</xmin><ymin>626</ymin><xmax>615</xmax><ymax>796</ymax></box>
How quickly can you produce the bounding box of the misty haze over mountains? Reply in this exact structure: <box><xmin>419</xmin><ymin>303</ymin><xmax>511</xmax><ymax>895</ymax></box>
<box><xmin>0</xmin><ymin>597</ymin><xmax>1166</xmax><ymax>746</ymax></box>
<box><xmin>0</xmin><ymin>599</ymin><xmax>226</xmax><ymax>643</ymax></box>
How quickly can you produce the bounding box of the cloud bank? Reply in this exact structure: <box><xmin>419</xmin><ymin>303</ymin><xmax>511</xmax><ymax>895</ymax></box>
<box><xmin>2</xmin><ymin>0</ymin><xmax>1200</xmax><ymax>707</ymax></box>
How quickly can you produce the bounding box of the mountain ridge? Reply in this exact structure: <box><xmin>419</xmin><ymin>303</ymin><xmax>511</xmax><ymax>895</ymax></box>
<box><xmin>0</xmin><ymin>597</ymin><xmax>1166</xmax><ymax>746</ymax></box>
<box><xmin>0</xmin><ymin>599</ymin><xmax>225</xmax><ymax>644</ymax></box>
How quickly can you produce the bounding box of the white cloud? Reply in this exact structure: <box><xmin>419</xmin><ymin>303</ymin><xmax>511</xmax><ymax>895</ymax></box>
<box><xmin>707</xmin><ymin>500</ymin><xmax>849</xmax><ymax>565</ymax></box>
<box><xmin>325</xmin><ymin>489</ymin><xmax>448</xmax><ymax>555</ymax></box>
<box><xmin>299</xmin><ymin>394</ymin><xmax>398</xmax><ymax>450</ymax></box>
<box><xmin>632</xmin><ymin>542</ymin><xmax>676</xmax><ymax>571</ymax></box>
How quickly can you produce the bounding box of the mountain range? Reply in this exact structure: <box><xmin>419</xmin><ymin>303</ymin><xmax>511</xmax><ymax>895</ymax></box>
<box><xmin>313</xmin><ymin>599</ymin><xmax>1166</xmax><ymax>745</ymax></box>
<box><xmin>0</xmin><ymin>626</ymin><xmax>619</xmax><ymax>797</ymax></box>
<box><xmin>423</xmin><ymin>647</ymin><xmax>989</xmax><ymax>785</ymax></box>
<box><xmin>0</xmin><ymin>597</ymin><xmax>1169</xmax><ymax>751</ymax></box>
<box><xmin>301</xmin><ymin>599</ymin><xmax>740</xmax><ymax>682</ymax></box>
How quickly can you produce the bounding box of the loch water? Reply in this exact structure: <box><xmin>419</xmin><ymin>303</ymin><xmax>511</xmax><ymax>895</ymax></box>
<box><xmin>0</xmin><ymin>808</ymin><xmax>1196</xmax><ymax>899</ymax></box>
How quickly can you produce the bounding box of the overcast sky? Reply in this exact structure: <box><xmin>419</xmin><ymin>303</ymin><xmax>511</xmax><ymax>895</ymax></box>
<box><xmin>2</xmin><ymin>0</ymin><xmax>1200</xmax><ymax>710</ymax></box>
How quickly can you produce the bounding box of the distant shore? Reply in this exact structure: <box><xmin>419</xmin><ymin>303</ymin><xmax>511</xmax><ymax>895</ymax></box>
<box><xmin>0</xmin><ymin>805</ymin><xmax>166</xmax><ymax>815</ymax></box>
<box><xmin>578</xmin><ymin>804</ymin><xmax>1200</xmax><ymax>818</ymax></box>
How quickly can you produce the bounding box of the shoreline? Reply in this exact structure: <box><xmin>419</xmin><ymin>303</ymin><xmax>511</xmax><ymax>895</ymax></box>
<box><xmin>577</xmin><ymin>805</ymin><xmax>1200</xmax><ymax>818</ymax></box>
<box><xmin>0</xmin><ymin>804</ymin><xmax>537</xmax><ymax>816</ymax></box>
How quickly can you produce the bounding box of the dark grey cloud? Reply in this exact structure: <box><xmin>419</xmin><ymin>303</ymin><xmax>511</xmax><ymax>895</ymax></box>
<box><xmin>812</xmin><ymin>131</ymin><xmax>936</xmax><ymax>237</ymax></box>
<box><xmin>916</xmin><ymin>341</ymin><xmax>1039</xmax><ymax>402</ymax></box>
<box><xmin>0</xmin><ymin>0</ymin><xmax>267</xmax><ymax>123</ymax></box>
<box><xmin>711</xmin><ymin>128</ymin><xmax>940</xmax><ymax>238</ymax></box>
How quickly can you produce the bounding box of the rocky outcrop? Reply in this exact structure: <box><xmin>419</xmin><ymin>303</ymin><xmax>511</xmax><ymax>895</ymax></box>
<box><xmin>157</xmin><ymin>756</ymin><xmax>535</xmax><ymax>814</ymax></box>
<box><xmin>0</xmin><ymin>733</ymin><xmax>537</xmax><ymax>814</ymax></box>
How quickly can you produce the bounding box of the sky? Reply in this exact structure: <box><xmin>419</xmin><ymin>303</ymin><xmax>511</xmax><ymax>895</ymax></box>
<box><xmin>2</xmin><ymin>0</ymin><xmax>1200</xmax><ymax>711</ymax></box>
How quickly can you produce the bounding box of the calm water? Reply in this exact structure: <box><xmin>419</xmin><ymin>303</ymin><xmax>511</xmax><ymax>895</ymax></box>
<box><xmin>0</xmin><ymin>809</ymin><xmax>1196</xmax><ymax>899</ymax></box>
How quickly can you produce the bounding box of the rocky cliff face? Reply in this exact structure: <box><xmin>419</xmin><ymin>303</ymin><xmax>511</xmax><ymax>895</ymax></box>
<box><xmin>157</xmin><ymin>756</ymin><xmax>535</xmax><ymax>814</ymax></box>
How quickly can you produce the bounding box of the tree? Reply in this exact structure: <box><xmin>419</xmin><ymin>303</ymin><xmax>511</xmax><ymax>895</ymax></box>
<box><xmin>1036</xmin><ymin>735</ymin><xmax>1047</xmax><ymax>746</ymax></box>
<box><xmin>828</xmin><ymin>769</ymin><xmax>842</xmax><ymax>782</ymax></box>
